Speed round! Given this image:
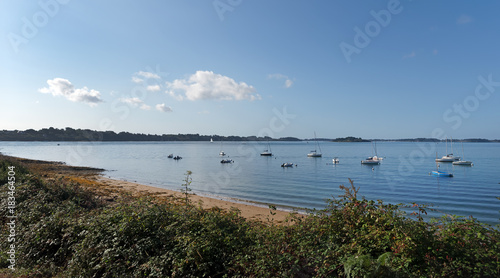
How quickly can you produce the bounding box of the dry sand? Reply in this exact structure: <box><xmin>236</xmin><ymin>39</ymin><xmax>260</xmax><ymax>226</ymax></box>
<box><xmin>0</xmin><ymin>154</ymin><xmax>299</xmax><ymax>224</ymax></box>
<box><xmin>94</xmin><ymin>176</ymin><xmax>297</xmax><ymax>224</ymax></box>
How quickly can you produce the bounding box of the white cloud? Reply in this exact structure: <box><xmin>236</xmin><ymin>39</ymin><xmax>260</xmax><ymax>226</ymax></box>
<box><xmin>268</xmin><ymin>73</ymin><xmax>293</xmax><ymax>88</ymax></box>
<box><xmin>147</xmin><ymin>84</ymin><xmax>161</xmax><ymax>92</ymax></box>
<box><xmin>457</xmin><ymin>14</ymin><xmax>472</xmax><ymax>25</ymax></box>
<box><xmin>156</xmin><ymin>103</ymin><xmax>173</xmax><ymax>112</ymax></box>
<box><xmin>132</xmin><ymin>71</ymin><xmax>162</xmax><ymax>84</ymax></box>
<box><xmin>132</xmin><ymin>76</ymin><xmax>143</xmax><ymax>84</ymax></box>
<box><xmin>120</xmin><ymin>97</ymin><xmax>151</xmax><ymax>110</ymax></box>
<box><xmin>140</xmin><ymin>104</ymin><xmax>151</xmax><ymax>110</ymax></box>
<box><xmin>38</xmin><ymin>78</ymin><xmax>103</xmax><ymax>106</ymax></box>
<box><xmin>136</xmin><ymin>71</ymin><xmax>160</xmax><ymax>79</ymax></box>
<box><xmin>165</xmin><ymin>71</ymin><xmax>260</xmax><ymax>101</ymax></box>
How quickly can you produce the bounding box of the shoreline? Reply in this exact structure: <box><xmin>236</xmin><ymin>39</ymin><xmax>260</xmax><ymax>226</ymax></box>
<box><xmin>1</xmin><ymin>154</ymin><xmax>297</xmax><ymax>224</ymax></box>
<box><xmin>93</xmin><ymin>175</ymin><xmax>296</xmax><ymax>223</ymax></box>
<box><xmin>102</xmin><ymin>175</ymin><xmax>306</xmax><ymax>213</ymax></box>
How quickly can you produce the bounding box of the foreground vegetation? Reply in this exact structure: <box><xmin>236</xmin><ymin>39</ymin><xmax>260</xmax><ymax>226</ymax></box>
<box><xmin>1</xmin><ymin>157</ymin><xmax>499</xmax><ymax>277</ymax></box>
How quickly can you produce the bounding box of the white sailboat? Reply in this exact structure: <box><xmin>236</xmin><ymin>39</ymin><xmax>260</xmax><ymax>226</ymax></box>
<box><xmin>307</xmin><ymin>132</ymin><xmax>322</xmax><ymax>157</ymax></box>
<box><xmin>260</xmin><ymin>141</ymin><xmax>273</xmax><ymax>156</ymax></box>
<box><xmin>452</xmin><ymin>142</ymin><xmax>473</xmax><ymax>166</ymax></box>
<box><xmin>435</xmin><ymin>137</ymin><xmax>460</xmax><ymax>162</ymax></box>
<box><xmin>361</xmin><ymin>141</ymin><xmax>382</xmax><ymax>164</ymax></box>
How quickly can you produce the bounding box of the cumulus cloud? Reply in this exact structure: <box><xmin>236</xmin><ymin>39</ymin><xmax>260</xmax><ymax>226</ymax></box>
<box><xmin>268</xmin><ymin>73</ymin><xmax>293</xmax><ymax>88</ymax></box>
<box><xmin>38</xmin><ymin>78</ymin><xmax>103</xmax><ymax>106</ymax></box>
<box><xmin>165</xmin><ymin>71</ymin><xmax>260</xmax><ymax>101</ymax></box>
<box><xmin>120</xmin><ymin>97</ymin><xmax>151</xmax><ymax>110</ymax></box>
<box><xmin>156</xmin><ymin>103</ymin><xmax>173</xmax><ymax>112</ymax></box>
<box><xmin>457</xmin><ymin>14</ymin><xmax>472</xmax><ymax>25</ymax></box>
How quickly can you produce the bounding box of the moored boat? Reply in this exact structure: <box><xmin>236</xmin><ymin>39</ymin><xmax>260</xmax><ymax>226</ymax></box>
<box><xmin>452</xmin><ymin>142</ymin><xmax>473</xmax><ymax>166</ymax></box>
<box><xmin>260</xmin><ymin>150</ymin><xmax>272</xmax><ymax>156</ymax></box>
<box><xmin>452</xmin><ymin>160</ymin><xmax>473</xmax><ymax>166</ymax></box>
<box><xmin>431</xmin><ymin>170</ymin><xmax>453</xmax><ymax>177</ymax></box>
<box><xmin>307</xmin><ymin>132</ymin><xmax>322</xmax><ymax>157</ymax></box>
<box><xmin>361</xmin><ymin>156</ymin><xmax>381</xmax><ymax>165</ymax></box>
<box><xmin>435</xmin><ymin>137</ymin><xmax>460</xmax><ymax>162</ymax></box>
<box><xmin>361</xmin><ymin>141</ymin><xmax>382</xmax><ymax>164</ymax></box>
<box><xmin>260</xmin><ymin>142</ymin><xmax>273</xmax><ymax>156</ymax></box>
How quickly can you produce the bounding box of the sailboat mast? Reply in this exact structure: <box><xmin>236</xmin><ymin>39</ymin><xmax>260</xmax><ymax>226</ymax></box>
<box><xmin>316</xmin><ymin>133</ymin><xmax>322</xmax><ymax>153</ymax></box>
<box><xmin>451</xmin><ymin>137</ymin><xmax>454</xmax><ymax>155</ymax></box>
<box><xmin>461</xmin><ymin>141</ymin><xmax>465</xmax><ymax>160</ymax></box>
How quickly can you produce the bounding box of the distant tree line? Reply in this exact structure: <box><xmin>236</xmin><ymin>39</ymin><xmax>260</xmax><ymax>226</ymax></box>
<box><xmin>0</xmin><ymin>128</ymin><xmax>497</xmax><ymax>142</ymax></box>
<box><xmin>331</xmin><ymin>136</ymin><xmax>370</xmax><ymax>142</ymax></box>
<box><xmin>0</xmin><ymin>128</ymin><xmax>301</xmax><ymax>142</ymax></box>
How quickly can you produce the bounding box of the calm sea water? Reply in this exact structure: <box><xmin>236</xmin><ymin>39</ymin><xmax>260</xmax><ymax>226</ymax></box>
<box><xmin>1</xmin><ymin>141</ymin><xmax>499</xmax><ymax>224</ymax></box>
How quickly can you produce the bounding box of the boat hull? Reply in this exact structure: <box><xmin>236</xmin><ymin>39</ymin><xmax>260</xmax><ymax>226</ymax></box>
<box><xmin>361</xmin><ymin>160</ymin><xmax>380</xmax><ymax>165</ymax></box>
<box><xmin>452</xmin><ymin>161</ymin><xmax>473</xmax><ymax>166</ymax></box>
<box><xmin>431</xmin><ymin>171</ymin><xmax>453</xmax><ymax>177</ymax></box>
<box><xmin>307</xmin><ymin>153</ymin><xmax>322</xmax><ymax>157</ymax></box>
<box><xmin>435</xmin><ymin>154</ymin><xmax>460</xmax><ymax>162</ymax></box>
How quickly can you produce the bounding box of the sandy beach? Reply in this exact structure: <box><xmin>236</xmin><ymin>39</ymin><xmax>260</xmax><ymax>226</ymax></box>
<box><xmin>1</xmin><ymin>154</ymin><xmax>296</xmax><ymax>224</ymax></box>
<box><xmin>93</xmin><ymin>175</ymin><xmax>295</xmax><ymax>223</ymax></box>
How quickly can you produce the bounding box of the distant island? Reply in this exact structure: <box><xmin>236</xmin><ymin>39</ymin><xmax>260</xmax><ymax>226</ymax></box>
<box><xmin>331</xmin><ymin>136</ymin><xmax>370</xmax><ymax>142</ymax></box>
<box><xmin>0</xmin><ymin>128</ymin><xmax>498</xmax><ymax>142</ymax></box>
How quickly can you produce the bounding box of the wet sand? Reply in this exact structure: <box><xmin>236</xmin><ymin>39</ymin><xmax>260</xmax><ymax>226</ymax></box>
<box><xmin>1</xmin><ymin>154</ymin><xmax>298</xmax><ymax>224</ymax></box>
<box><xmin>94</xmin><ymin>176</ymin><xmax>295</xmax><ymax>223</ymax></box>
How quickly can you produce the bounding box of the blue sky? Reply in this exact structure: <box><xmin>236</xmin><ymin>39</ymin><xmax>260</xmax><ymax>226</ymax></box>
<box><xmin>1</xmin><ymin>0</ymin><xmax>499</xmax><ymax>139</ymax></box>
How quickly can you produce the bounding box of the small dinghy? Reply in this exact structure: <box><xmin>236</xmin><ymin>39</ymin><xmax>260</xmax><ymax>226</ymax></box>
<box><xmin>431</xmin><ymin>162</ymin><xmax>452</xmax><ymax>177</ymax></box>
<box><xmin>220</xmin><ymin>159</ymin><xmax>233</xmax><ymax>163</ymax></box>
<box><xmin>281</xmin><ymin>162</ymin><xmax>294</xmax><ymax>167</ymax></box>
<box><xmin>173</xmin><ymin>156</ymin><xmax>182</xmax><ymax>160</ymax></box>
<box><xmin>431</xmin><ymin>170</ymin><xmax>453</xmax><ymax>177</ymax></box>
